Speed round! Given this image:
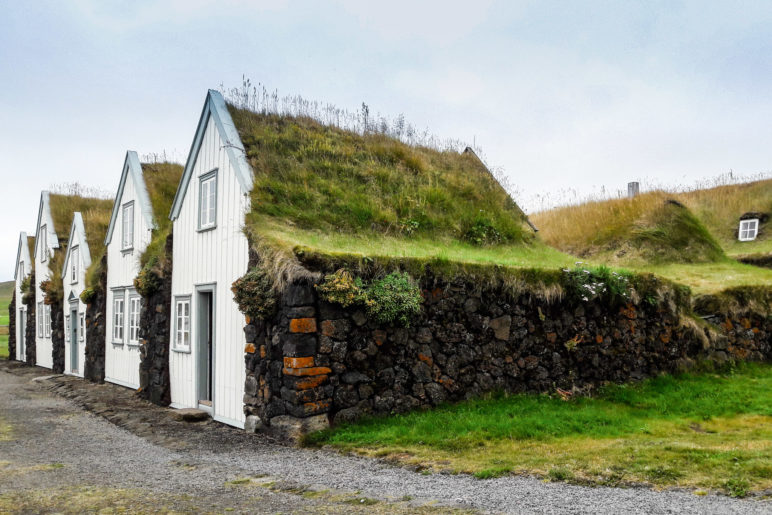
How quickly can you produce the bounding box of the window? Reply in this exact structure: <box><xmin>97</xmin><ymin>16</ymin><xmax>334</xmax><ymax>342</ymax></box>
<box><xmin>113</xmin><ymin>292</ymin><xmax>125</xmax><ymax>343</ymax></box>
<box><xmin>44</xmin><ymin>305</ymin><xmax>51</xmax><ymax>338</ymax></box>
<box><xmin>38</xmin><ymin>302</ymin><xmax>44</xmax><ymax>337</ymax></box>
<box><xmin>174</xmin><ymin>297</ymin><xmax>191</xmax><ymax>351</ymax></box>
<box><xmin>738</xmin><ymin>219</ymin><xmax>759</xmax><ymax>242</ymax></box>
<box><xmin>40</xmin><ymin>225</ymin><xmax>47</xmax><ymax>262</ymax></box>
<box><xmin>128</xmin><ymin>295</ymin><xmax>141</xmax><ymax>345</ymax></box>
<box><xmin>18</xmin><ymin>261</ymin><xmax>24</xmax><ymax>281</ymax></box>
<box><xmin>79</xmin><ymin>313</ymin><xmax>85</xmax><ymax>342</ymax></box>
<box><xmin>70</xmin><ymin>246</ymin><xmax>79</xmax><ymax>283</ymax></box>
<box><xmin>65</xmin><ymin>315</ymin><xmax>70</xmax><ymax>342</ymax></box>
<box><xmin>122</xmin><ymin>202</ymin><xmax>134</xmax><ymax>249</ymax></box>
<box><xmin>198</xmin><ymin>171</ymin><xmax>217</xmax><ymax>230</ymax></box>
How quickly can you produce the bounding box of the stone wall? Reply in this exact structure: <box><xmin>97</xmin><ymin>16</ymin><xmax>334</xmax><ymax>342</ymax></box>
<box><xmin>50</xmin><ymin>295</ymin><xmax>65</xmax><ymax>374</ymax></box>
<box><xmin>138</xmin><ymin>234</ymin><xmax>173</xmax><ymax>406</ymax></box>
<box><xmin>84</xmin><ymin>255</ymin><xmax>107</xmax><ymax>382</ymax></box>
<box><xmin>24</xmin><ymin>271</ymin><xmax>36</xmax><ymax>365</ymax></box>
<box><xmin>242</xmin><ymin>275</ymin><xmax>771</xmax><ymax>436</ymax></box>
<box><xmin>8</xmin><ymin>291</ymin><xmax>16</xmax><ymax>361</ymax></box>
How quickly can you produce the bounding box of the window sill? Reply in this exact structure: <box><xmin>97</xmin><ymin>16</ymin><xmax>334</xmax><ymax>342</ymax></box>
<box><xmin>111</xmin><ymin>340</ymin><xmax>125</xmax><ymax>346</ymax></box>
<box><xmin>197</xmin><ymin>225</ymin><xmax>217</xmax><ymax>234</ymax></box>
<box><xmin>121</xmin><ymin>247</ymin><xmax>134</xmax><ymax>255</ymax></box>
<box><xmin>172</xmin><ymin>346</ymin><xmax>191</xmax><ymax>354</ymax></box>
<box><xmin>127</xmin><ymin>341</ymin><xmax>140</xmax><ymax>347</ymax></box>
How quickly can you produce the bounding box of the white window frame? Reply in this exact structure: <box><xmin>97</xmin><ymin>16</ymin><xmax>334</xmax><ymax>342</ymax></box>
<box><xmin>198</xmin><ymin>170</ymin><xmax>218</xmax><ymax>231</ymax></box>
<box><xmin>37</xmin><ymin>302</ymin><xmax>43</xmax><ymax>337</ymax></box>
<box><xmin>70</xmin><ymin>246</ymin><xmax>79</xmax><ymax>284</ymax></box>
<box><xmin>173</xmin><ymin>296</ymin><xmax>191</xmax><ymax>352</ymax></box>
<box><xmin>128</xmin><ymin>294</ymin><xmax>142</xmax><ymax>346</ymax></box>
<box><xmin>79</xmin><ymin>313</ymin><xmax>85</xmax><ymax>342</ymax></box>
<box><xmin>738</xmin><ymin>219</ymin><xmax>759</xmax><ymax>242</ymax></box>
<box><xmin>19</xmin><ymin>261</ymin><xmax>24</xmax><ymax>281</ymax></box>
<box><xmin>65</xmin><ymin>315</ymin><xmax>70</xmax><ymax>342</ymax></box>
<box><xmin>40</xmin><ymin>225</ymin><xmax>47</xmax><ymax>262</ymax></box>
<box><xmin>112</xmin><ymin>290</ymin><xmax>125</xmax><ymax>344</ymax></box>
<box><xmin>122</xmin><ymin>201</ymin><xmax>135</xmax><ymax>250</ymax></box>
<box><xmin>44</xmin><ymin>305</ymin><xmax>51</xmax><ymax>338</ymax></box>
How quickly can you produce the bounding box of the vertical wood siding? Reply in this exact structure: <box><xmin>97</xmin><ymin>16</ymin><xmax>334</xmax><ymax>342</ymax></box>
<box><xmin>35</xmin><ymin>218</ymin><xmax>53</xmax><ymax>369</ymax></box>
<box><xmin>105</xmin><ymin>175</ymin><xmax>150</xmax><ymax>388</ymax></box>
<box><xmin>170</xmin><ymin>116</ymin><xmax>249</xmax><ymax>428</ymax></box>
<box><xmin>62</xmin><ymin>229</ymin><xmax>86</xmax><ymax>378</ymax></box>
<box><xmin>14</xmin><ymin>246</ymin><xmax>30</xmax><ymax>363</ymax></box>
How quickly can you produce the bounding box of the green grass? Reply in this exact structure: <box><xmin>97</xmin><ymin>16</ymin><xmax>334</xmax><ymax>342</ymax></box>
<box><xmin>0</xmin><ymin>335</ymin><xmax>7</xmax><ymax>360</ymax></box>
<box><xmin>307</xmin><ymin>363</ymin><xmax>772</xmax><ymax>493</ymax></box>
<box><xmin>228</xmin><ymin>105</ymin><xmax>534</xmax><ymax>250</ymax></box>
<box><xmin>137</xmin><ymin>162</ymin><xmax>184</xmax><ymax>269</ymax></box>
<box><xmin>633</xmin><ymin>260</ymin><xmax>772</xmax><ymax>295</ymax></box>
<box><xmin>0</xmin><ymin>297</ymin><xmax>9</xmax><ymax>327</ymax></box>
<box><xmin>259</xmin><ymin>218</ymin><xmax>575</xmax><ymax>271</ymax></box>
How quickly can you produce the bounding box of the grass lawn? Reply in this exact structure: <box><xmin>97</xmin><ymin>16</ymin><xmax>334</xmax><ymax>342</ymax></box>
<box><xmin>0</xmin><ymin>297</ymin><xmax>9</xmax><ymax>327</ymax></box>
<box><xmin>307</xmin><ymin>363</ymin><xmax>772</xmax><ymax>496</ymax></box>
<box><xmin>0</xmin><ymin>335</ymin><xmax>7</xmax><ymax>360</ymax></box>
<box><xmin>259</xmin><ymin>218</ymin><xmax>576</xmax><ymax>271</ymax></box>
<box><xmin>631</xmin><ymin>260</ymin><xmax>772</xmax><ymax>295</ymax></box>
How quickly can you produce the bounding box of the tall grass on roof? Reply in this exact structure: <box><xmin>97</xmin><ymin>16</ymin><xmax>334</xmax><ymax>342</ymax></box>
<box><xmin>138</xmin><ymin>161</ymin><xmax>184</xmax><ymax>269</ymax></box>
<box><xmin>229</xmin><ymin>106</ymin><xmax>534</xmax><ymax>250</ymax></box>
<box><xmin>45</xmin><ymin>189</ymin><xmax>113</xmax><ymax>303</ymax></box>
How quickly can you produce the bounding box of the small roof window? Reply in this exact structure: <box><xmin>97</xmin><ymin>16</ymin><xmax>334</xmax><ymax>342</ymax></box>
<box><xmin>738</xmin><ymin>218</ymin><xmax>759</xmax><ymax>241</ymax></box>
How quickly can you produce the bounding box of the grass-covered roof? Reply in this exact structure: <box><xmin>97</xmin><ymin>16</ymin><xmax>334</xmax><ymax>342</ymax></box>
<box><xmin>138</xmin><ymin>162</ymin><xmax>184</xmax><ymax>268</ymax></box>
<box><xmin>228</xmin><ymin>105</ymin><xmax>534</xmax><ymax>247</ymax></box>
<box><xmin>47</xmin><ymin>193</ymin><xmax>113</xmax><ymax>301</ymax></box>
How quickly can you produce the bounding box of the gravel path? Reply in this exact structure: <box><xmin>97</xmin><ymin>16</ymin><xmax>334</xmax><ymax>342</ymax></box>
<box><xmin>1</xmin><ymin>361</ymin><xmax>770</xmax><ymax>514</ymax></box>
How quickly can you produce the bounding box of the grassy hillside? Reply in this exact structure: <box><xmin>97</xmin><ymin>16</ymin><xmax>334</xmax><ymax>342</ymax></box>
<box><xmin>229</xmin><ymin>106</ymin><xmax>537</xmax><ymax>250</ymax></box>
<box><xmin>138</xmin><ymin>162</ymin><xmax>184</xmax><ymax>268</ymax></box>
<box><xmin>678</xmin><ymin>178</ymin><xmax>771</xmax><ymax>257</ymax></box>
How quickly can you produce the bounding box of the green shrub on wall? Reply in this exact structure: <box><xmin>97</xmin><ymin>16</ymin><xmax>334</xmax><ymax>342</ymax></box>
<box><xmin>317</xmin><ymin>269</ymin><xmax>423</xmax><ymax>327</ymax></box>
<box><xmin>562</xmin><ymin>264</ymin><xmax>632</xmax><ymax>305</ymax></box>
<box><xmin>134</xmin><ymin>256</ymin><xmax>162</xmax><ymax>298</ymax></box>
<box><xmin>232</xmin><ymin>268</ymin><xmax>277</xmax><ymax>320</ymax></box>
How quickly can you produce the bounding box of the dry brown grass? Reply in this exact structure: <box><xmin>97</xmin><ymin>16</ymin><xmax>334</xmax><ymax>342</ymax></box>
<box><xmin>532</xmin><ymin>179</ymin><xmax>771</xmax><ymax>261</ymax></box>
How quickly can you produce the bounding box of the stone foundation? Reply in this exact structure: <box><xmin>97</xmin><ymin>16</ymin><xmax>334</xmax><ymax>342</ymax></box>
<box><xmin>138</xmin><ymin>234</ymin><xmax>173</xmax><ymax>406</ymax></box>
<box><xmin>8</xmin><ymin>291</ymin><xmax>16</xmax><ymax>361</ymax></box>
<box><xmin>84</xmin><ymin>255</ymin><xmax>107</xmax><ymax>382</ymax></box>
<box><xmin>50</xmin><ymin>296</ymin><xmax>65</xmax><ymax>374</ymax></box>
<box><xmin>242</xmin><ymin>274</ymin><xmax>770</xmax><ymax>438</ymax></box>
<box><xmin>24</xmin><ymin>271</ymin><xmax>36</xmax><ymax>365</ymax></box>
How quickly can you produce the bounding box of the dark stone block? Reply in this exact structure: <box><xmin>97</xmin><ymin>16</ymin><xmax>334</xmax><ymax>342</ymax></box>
<box><xmin>244</xmin><ymin>324</ymin><xmax>257</xmax><ymax>343</ymax></box>
<box><xmin>282</xmin><ymin>333</ymin><xmax>317</xmax><ymax>357</ymax></box>
<box><xmin>284</xmin><ymin>283</ymin><xmax>315</xmax><ymax>307</ymax></box>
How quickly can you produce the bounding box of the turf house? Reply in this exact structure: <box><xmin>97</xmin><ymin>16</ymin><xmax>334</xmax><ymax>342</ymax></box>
<box><xmin>102</xmin><ymin>151</ymin><xmax>182</xmax><ymax>391</ymax></box>
<box><xmin>32</xmin><ymin>192</ymin><xmax>58</xmax><ymax>369</ymax></box>
<box><xmin>61</xmin><ymin>213</ymin><xmax>93</xmax><ymax>377</ymax></box>
<box><xmin>167</xmin><ymin>90</ymin><xmax>253</xmax><ymax>428</ymax></box>
<box><xmin>11</xmin><ymin>232</ymin><xmax>34</xmax><ymax>362</ymax></box>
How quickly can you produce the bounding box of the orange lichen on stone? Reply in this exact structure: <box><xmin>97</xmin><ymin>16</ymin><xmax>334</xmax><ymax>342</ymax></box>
<box><xmin>660</xmin><ymin>332</ymin><xmax>671</xmax><ymax>344</ymax></box>
<box><xmin>546</xmin><ymin>332</ymin><xmax>557</xmax><ymax>343</ymax></box>
<box><xmin>295</xmin><ymin>375</ymin><xmax>328</xmax><ymax>390</ymax></box>
<box><xmin>259</xmin><ymin>345</ymin><xmax>267</xmax><ymax>358</ymax></box>
<box><xmin>245</xmin><ymin>315</ymin><xmax>251</xmax><ymax>325</ymax></box>
<box><xmin>290</xmin><ymin>318</ymin><xmax>317</xmax><ymax>333</ymax></box>
<box><xmin>418</xmin><ymin>353</ymin><xmax>433</xmax><ymax>366</ymax></box>
<box><xmin>724</xmin><ymin>318</ymin><xmax>734</xmax><ymax>331</ymax></box>
<box><xmin>373</xmin><ymin>329</ymin><xmax>387</xmax><ymax>346</ymax></box>
<box><xmin>620</xmin><ymin>304</ymin><xmax>637</xmax><ymax>320</ymax></box>
<box><xmin>741</xmin><ymin>318</ymin><xmax>751</xmax><ymax>329</ymax></box>
<box><xmin>284</xmin><ymin>356</ymin><xmax>314</xmax><ymax>369</ymax></box>
<box><xmin>283</xmin><ymin>366</ymin><xmax>332</xmax><ymax>377</ymax></box>
<box><xmin>244</xmin><ymin>343</ymin><xmax>256</xmax><ymax>354</ymax></box>
<box><xmin>595</xmin><ymin>334</ymin><xmax>603</xmax><ymax>344</ymax></box>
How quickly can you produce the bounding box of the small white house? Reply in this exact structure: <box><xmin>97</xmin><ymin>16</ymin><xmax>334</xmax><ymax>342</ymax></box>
<box><xmin>13</xmin><ymin>232</ymin><xmax>34</xmax><ymax>362</ymax></box>
<box><xmin>61</xmin><ymin>213</ymin><xmax>90</xmax><ymax>377</ymax></box>
<box><xmin>103</xmin><ymin>151</ymin><xmax>154</xmax><ymax>389</ymax></box>
<box><xmin>168</xmin><ymin>90</ymin><xmax>253</xmax><ymax>428</ymax></box>
<box><xmin>33</xmin><ymin>192</ymin><xmax>58</xmax><ymax>369</ymax></box>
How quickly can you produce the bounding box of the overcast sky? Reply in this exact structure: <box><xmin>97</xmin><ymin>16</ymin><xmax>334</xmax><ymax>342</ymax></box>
<box><xmin>2</xmin><ymin>1</ymin><xmax>772</xmax><ymax>280</ymax></box>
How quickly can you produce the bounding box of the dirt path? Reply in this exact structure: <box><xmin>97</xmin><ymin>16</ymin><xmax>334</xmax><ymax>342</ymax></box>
<box><xmin>0</xmin><ymin>361</ymin><xmax>769</xmax><ymax>514</ymax></box>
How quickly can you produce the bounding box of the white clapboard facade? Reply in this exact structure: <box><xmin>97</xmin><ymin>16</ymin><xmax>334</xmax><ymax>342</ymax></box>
<box><xmin>168</xmin><ymin>90</ymin><xmax>253</xmax><ymax>428</ymax></box>
<box><xmin>33</xmin><ymin>192</ymin><xmax>57</xmax><ymax>369</ymax></box>
<box><xmin>13</xmin><ymin>232</ymin><xmax>33</xmax><ymax>362</ymax></box>
<box><xmin>103</xmin><ymin>151</ymin><xmax>152</xmax><ymax>388</ymax></box>
<box><xmin>61</xmin><ymin>213</ymin><xmax>90</xmax><ymax>377</ymax></box>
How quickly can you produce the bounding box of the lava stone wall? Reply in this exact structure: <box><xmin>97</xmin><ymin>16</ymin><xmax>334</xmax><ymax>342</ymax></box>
<box><xmin>243</xmin><ymin>277</ymin><xmax>771</xmax><ymax>430</ymax></box>
<box><xmin>50</xmin><ymin>295</ymin><xmax>65</xmax><ymax>374</ymax></box>
<box><xmin>138</xmin><ymin>234</ymin><xmax>173</xmax><ymax>406</ymax></box>
<box><xmin>8</xmin><ymin>291</ymin><xmax>16</xmax><ymax>361</ymax></box>
<box><xmin>84</xmin><ymin>255</ymin><xmax>107</xmax><ymax>382</ymax></box>
<box><xmin>24</xmin><ymin>271</ymin><xmax>36</xmax><ymax>365</ymax></box>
